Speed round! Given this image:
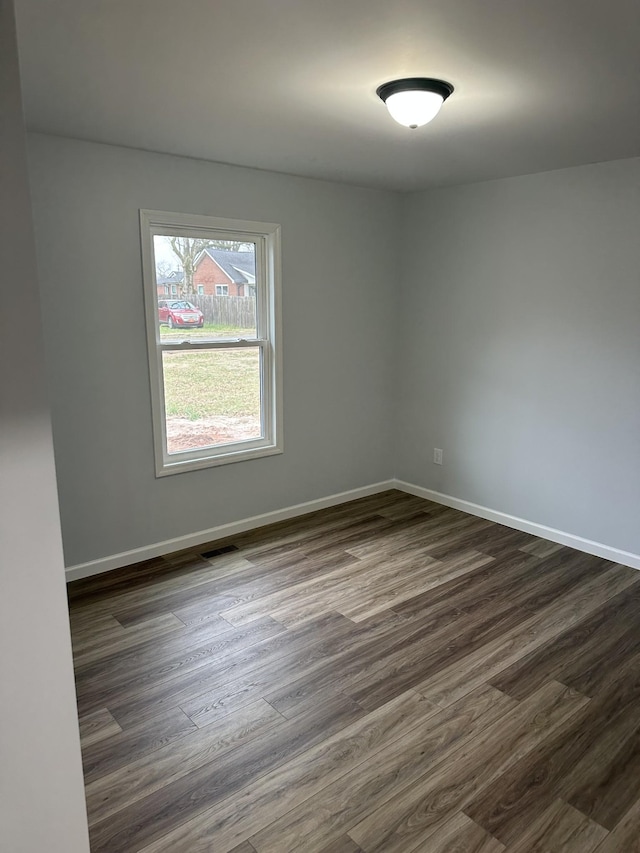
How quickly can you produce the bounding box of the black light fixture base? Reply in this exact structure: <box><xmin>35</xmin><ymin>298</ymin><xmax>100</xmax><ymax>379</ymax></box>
<box><xmin>376</xmin><ymin>77</ymin><xmax>454</xmax><ymax>104</ymax></box>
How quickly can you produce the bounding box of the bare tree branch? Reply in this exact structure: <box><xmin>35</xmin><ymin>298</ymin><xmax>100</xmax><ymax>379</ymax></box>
<box><xmin>168</xmin><ymin>236</ymin><xmax>210</xmax><ymax>295</ymax></box>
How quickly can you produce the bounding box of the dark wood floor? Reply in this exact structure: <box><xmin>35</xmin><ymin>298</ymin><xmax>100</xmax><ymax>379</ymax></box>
<box><xmin>67</xmin><ymin>490</ymin><xmax>640</xmax><ymax>852</ymax></box>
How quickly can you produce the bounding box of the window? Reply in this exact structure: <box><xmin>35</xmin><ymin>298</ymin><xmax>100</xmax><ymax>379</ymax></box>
<box><xmin>171</xmin><ymin>284</ymin><xmax>178</xmax><ymax>295</ymax></box>
<box><xmin>216</xmin><ymin>284</ymin><xmax>229</xmax><ymax>296</ymax></box>
<box><xmin>140</xmin><ymin>210</ymin><xmax>282</xmax><ymax>476</ymax></box>
<box><xmin>197</xmin><ymin>285</ymin><xmax>205</xmax><ymax>295</ymax></box>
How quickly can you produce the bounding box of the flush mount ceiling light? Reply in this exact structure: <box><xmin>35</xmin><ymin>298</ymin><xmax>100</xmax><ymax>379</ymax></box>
<box><xmin>376</xmin><ymin>77</ymin><xmax>454</xmax><ymax>129</ymax></box>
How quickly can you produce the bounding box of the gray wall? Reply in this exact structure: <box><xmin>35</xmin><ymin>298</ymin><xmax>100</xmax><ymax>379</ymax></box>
<box><xmin>25</xmin><ymin>134</ymin><xmax>640</xmax><ymax>569</ymax></box>
<box><xmin>27</xmin><ymin>134</ymin><xmax>400</xmax><ymax>567</ymax></box>
<box><xmin>396</xmin><ymin>159</ymin><xmax>640</xmax><ymax>554</ymax></box>
<box><xmin>0</xmin><ymin>2</ymin><xmax>89</xmax><ymax>850</ymax></box>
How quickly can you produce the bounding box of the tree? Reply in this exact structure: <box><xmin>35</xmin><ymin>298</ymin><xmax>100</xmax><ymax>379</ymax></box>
<box><xmin>155</xmin><ymin>259</ymin><xmax>174</xmax><ymax>279</ymax></box>
<box><xmin>168</xmin><ymin>237</ymin><xmax>211</xmax><ymax>295</ymax></box>
<box><xmin>206</xmin><ymin>240</ymin><xmax>253</xmax><ymax>251</ymax></box>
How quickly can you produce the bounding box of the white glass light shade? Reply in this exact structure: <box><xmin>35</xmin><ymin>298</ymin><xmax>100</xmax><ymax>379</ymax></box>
<box><xmin>384</xmin><ymin>90</ymin><xmax>444</xmax><ymax>128</ymax></box>
<box><xmin>377</xmin><ymin>78</ymin><xmax>453</xmax><ymax>130</ymax></box>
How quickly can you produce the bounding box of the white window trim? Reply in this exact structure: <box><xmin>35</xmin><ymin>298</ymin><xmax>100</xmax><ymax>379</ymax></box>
<box><xmin>140</xmin><ymin>209</ymin><xmax>283</xmax><ymax>477</ymax></box>
<box><xmin>215</xmin><ymin>284</ymin><xmax>229</xmax><ymax>296</ymax></box>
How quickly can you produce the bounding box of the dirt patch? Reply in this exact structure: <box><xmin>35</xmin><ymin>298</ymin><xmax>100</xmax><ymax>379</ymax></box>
<box><xmin>166</xmin><ymin>415</ymin><xmax>261</xmax><ymax>454</ymax></box>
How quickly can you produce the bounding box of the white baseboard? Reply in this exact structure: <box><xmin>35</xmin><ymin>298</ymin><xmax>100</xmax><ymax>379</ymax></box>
<box><xmin>394</xmin><ymin>479</ymin><xmax>640</xmax><ymax>571</ymax></box>
<box><xmin>64</xmin><ymin>480</ymin><xmax>396</xmax><ymax>582</ymax></box>
<box><xmin>65</xmin><ymin>476</ymin><xmax>640</xmax><ymax>582</ymax></box>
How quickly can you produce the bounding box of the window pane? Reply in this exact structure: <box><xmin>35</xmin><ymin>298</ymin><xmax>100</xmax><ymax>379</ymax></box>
<box><xmin>153</xmin><ymin>235</ymin><xmax>257</xmax><ymax>342</ymax></box>
<box><xmin>162</xmin><ymin>348</ymin><xmax>262</xmax><ymax>455</ymax></box>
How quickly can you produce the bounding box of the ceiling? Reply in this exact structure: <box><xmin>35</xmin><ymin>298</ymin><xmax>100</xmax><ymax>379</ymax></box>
<box><xmin>15</xmin><ymin>0</ymin><xmax>640</xmax><ymax>192</ymax></box>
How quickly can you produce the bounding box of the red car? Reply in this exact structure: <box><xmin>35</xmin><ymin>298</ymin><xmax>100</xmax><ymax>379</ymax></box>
<box><xmin>157</xmin><ymin>300</ymin><xmax>204</xmax><ymax>329</ymax></box>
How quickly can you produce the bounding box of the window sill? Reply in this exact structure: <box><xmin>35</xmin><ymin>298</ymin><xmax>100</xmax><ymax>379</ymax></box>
<box><xmin>155</xmin><ymin>443</ymin><xmax>283</xmax><ymax>477</ymax></box>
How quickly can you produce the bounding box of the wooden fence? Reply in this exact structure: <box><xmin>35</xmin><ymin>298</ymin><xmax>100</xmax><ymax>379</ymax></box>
<box><xmin>189</xmin><ymin>295</ymin><xmax>256</xmax><ymax>329</ymax></box>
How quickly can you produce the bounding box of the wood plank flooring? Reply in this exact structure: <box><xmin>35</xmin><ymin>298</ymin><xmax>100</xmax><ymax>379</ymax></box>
<box><xmin>67</xmin><ymin>489</ymin><xmax>640</xmax><ymax>852</ymax></box>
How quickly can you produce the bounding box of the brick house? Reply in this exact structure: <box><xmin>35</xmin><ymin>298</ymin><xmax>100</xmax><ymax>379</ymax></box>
<box><xmin>193</xmin><ymin>248</ymin><xmax>256</xmax><ymax>297</ymax></box>
<box><xmin>156</xmin><ymin>269</ymin><xmax>184</xmax><ymax>297</ymax></box>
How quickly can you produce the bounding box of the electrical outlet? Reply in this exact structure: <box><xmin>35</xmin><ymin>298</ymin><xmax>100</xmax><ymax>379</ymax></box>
<box><xmin>433</xmin><ymin>448</ymin><xmax>443</xmax><ymax>465</ymax></box>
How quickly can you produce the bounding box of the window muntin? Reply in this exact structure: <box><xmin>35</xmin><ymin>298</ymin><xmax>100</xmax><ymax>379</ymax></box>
<box><xmin>140</xmin><ymin>210</ymin><xmax>282</xmax><ymax>475</ymax></box>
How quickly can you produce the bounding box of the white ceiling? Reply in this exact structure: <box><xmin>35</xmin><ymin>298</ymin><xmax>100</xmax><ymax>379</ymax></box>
<box><xmin>15</xmin><ymin>0</ymin><xmax>640</xmax><ymax>191</ymax></box>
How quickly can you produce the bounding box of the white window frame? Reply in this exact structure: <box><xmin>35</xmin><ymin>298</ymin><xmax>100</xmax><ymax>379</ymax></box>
<box><xmin>197</xmin><ymin>285</ymin><xmax>205</xmax><ymax>295</ymax></box>
<box><xmin>140</xmin><ymin>210</ymin><xmax>283</xmax><ymax>477</ymax></box>
<box><xmin>215</xmin><ymin>284</ymin><xmax>229</xmax><ymax>296</ymax></box>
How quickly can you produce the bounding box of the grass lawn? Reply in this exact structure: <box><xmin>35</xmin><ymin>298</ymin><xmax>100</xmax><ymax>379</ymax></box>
<box><xmin>162</xmin><ymin>347</ymin><xmax>260</xmax><ymax>421</ymax></box>
<box><xmin>159</xmin><ymin>322</ymin><xmax>253</xmax><ymax>341</ymax></box>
